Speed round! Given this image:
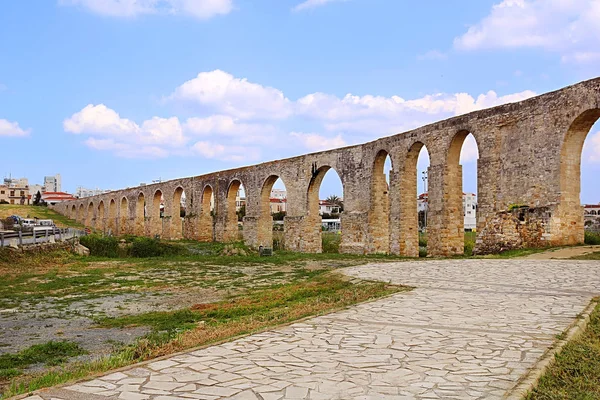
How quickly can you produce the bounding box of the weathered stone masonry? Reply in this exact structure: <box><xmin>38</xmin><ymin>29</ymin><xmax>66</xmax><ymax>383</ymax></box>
<box><xmin>52</xmin><ymin>78</ymin><xmax>600</xmax><ymax>256</ymax></box>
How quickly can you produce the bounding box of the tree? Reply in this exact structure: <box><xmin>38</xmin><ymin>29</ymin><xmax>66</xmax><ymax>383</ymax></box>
<box><xmin>33</xmin><ymin>191</ymin><xmax>42</xmax><ymax>206</ymax></box>
<box><xmin>272</xmin><ymin>211</ymin><xmax>286</xmax><ymax>221</ymax></box>
<box><xmin>326</xmin><ymin>195</ymin><xmax>344</xmax><ymax>213</ymax></box>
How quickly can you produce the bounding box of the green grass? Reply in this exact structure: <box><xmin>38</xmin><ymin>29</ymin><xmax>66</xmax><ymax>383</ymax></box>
<box><xmin>322</xmin><ymin>232</ymin><xmax>341</xmax><ymax>253</ymax></box>
<box><xmin>571</xmin><ymin>251</ymin><xmax>600</xmax><ymax>260</ymax></box>
<box><xmin>0</xmin><ymin>205</ymin><xmax>83</xmax><ymax>229</ymax></box>
<box><xmin>584</xmin><ymin>231</ymin><xmax>600</xmax><ymax>245</ymax></box>
<box><xmin>0</xmin><ymin>341</ymin><xmax>86</xmax><ymax>380</ymax></box>
<box><xmin>526</xmin><ymin>299</ymin><xmax>600</xmax><ymax>399</ymax></box>
<box><xmin>2</xmin><ymin>272</ymin><xmax>407</xmax><ymax>398</ymax></box>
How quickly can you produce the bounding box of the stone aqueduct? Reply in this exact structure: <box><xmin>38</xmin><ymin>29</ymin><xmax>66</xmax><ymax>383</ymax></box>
<box><xmin>52</xmin><ymin>78</ymin><xmax>600</xmax><ymax>256</ymax></box>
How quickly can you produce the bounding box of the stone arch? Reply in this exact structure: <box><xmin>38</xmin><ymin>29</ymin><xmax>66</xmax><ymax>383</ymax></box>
<box><xmin>135</xmin><ymin>192</ymin><xmax>146</xmax><ymax>236</ymax></box>
<box><xmin>97</xmin><ymin>201</ymin><xmax>106</xmax><ymax>231</ymax></box>
<box><xmin>119</xmin><ymin>197</ymin><xmax>129</xmax><ymax>235</ymax></box>
<box><xmin>368</xmin><ymin>150</ymin><xmax>393</xmax><ymax>253</ymax></box>
<box><xmin>557</xmin><ymin>108</ymin><xmax>600</xmax><ymax>244</ymax></box>
<box><xmin>199</xmin><ymin>184</ymin><xmax>214</xmax><ymax>242</ymax></box>
<box><xmin>78</xmin><ymin>204</ymin><xmax>84</xmax><ymax>223</ymax></box>
<box><xmin>172</xmin><ymin>187</ymin><xmax>185</xmax><ymax>239</ymax></box>
<box><xmin>224</xmin><ymin>179</ymin><xmax>244</xmax><ymax>242</ymax></box>
<box><xmin>70</xmin><ymin>204</ymin><xmax>76</xmax><ymax>220</ymax></box>
<box><xmin>445</xmin><ymin>130</ymin><xmax>480</xmax><ymax>253</ymax></box>
<box><xmin>108</xmin><ymin>199</ymin><xmax>117</xmax><ymax>233</ymax></box>
<box><xmin>151</xmin><ymin>189</ymin><xmax>163</xmax><ymax>237</ymax></box>
<box><xmin>303</xmin><ymin>165</ymin><xmax>343</xmax><ymax>253</ymax></box>
<box><xmin>258</xmin><ymin>175</ymin><xmax>288</xmax><ymax>248</ymax></box>
<box><xmin>86</xmin><ymin>202</ymin><xmax>94</xmax><ymax>228</ymax></box>
<box><xmin>399</xmin><ymin>142</ymin><xmax>429</xmax><ymax>256</ymax></box>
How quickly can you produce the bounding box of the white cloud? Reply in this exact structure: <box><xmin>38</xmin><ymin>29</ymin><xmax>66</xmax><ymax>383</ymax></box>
<box><xmin>67</xmin><ymin>71</ymin><xmax>537</xmax><ymax>161</ymax></box>
<box><xmin>583</xmin><ymin>131</ymin><xmax>600</xmax><ymax>163</ymax></box>
<box><xmin>64</xmin><ymin>104</ymin><xmax>187</xmax><ymax>157</ymax></box>
<box><xmin>184</xmin><ymin>115</ymin><xmax>277</xmax><ymax>143</ymax></box>
<box><xmin>191</xmin><ymin>141</ymin><xmax>260</xmax><ymax>162</ymax></box>
<box><xmin>59</xmin><ymin>0</ymin><xmax>233</xmax><ymax>19</ymax></box>
<box><xmin>0</xmin><ymin>119</ymin><xmax>30</xmax><ymax>137</ymax></box>
<box><xmin>292</xmin><ymin>0</ymin><xmax>347</xmax><ymax>12</ymax></box>
<box><xmin>454</xmin><ymin>0</ymin><xmax>600</xmax><ymax>63</ymax></box>
<box><xmin>460</xmin><ymin>134</ymin><xmax>479</xmax><ymax>164</ymax></box>
<box><xmin>290</xmin><ymin>132</ymin><xmax>346</xmax><ymax>151</ymax></box>
<box><xmin>169</xmin><ymin>70</ymin><xmax>292</xmax><ymax>120</ymax></box>
<box><xmin>417</xmin><ymin>50</ymin><xmax>448</xmax><ymax>61</ymax></box>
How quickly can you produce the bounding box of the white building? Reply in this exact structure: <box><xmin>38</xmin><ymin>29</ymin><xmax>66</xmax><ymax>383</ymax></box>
<box><xmin>44</xmin><ymin>174</ymin><xmax>61</xmax><ymax>192</ymax></box>
<box><xmin>270</xmin><ymin>189</ymin><xmax>287</xmax><ymax>199</ymax></box>
<box><xmin>76</xmin><ymin>187</ymin><xmax>111</xmax><ymax>198</ymax></box>
<box><xmin>418</xmin><ymin>192</ymin><xmax>477</xmax><ymax>231</ymax></box>
<box><xmin>319</xmin><ymin>200</ymin><xmax>341</xmax><ymax>215</ymax></box>
<box><xmin>29</xmin><ymin>184</ymin><xmax>44</xmax><ymax>197</ymax></box>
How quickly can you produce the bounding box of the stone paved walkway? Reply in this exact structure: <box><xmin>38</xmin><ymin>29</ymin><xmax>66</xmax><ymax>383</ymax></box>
<box><xmin>29</xmin><ymin>259</ymin><xmax>600</xmax><ymax>400</ymax></box>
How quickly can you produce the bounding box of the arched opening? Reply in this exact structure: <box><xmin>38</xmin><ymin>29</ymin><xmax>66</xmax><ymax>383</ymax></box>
<box><xmin>258</xmin><ymin>175</ymin><xmax>288</xmax><ymax>249</ymax></box>
<box><xmin>305</xmin><ymin>166</ymin><xmax>343</xmax><ymax>253</ymax></box>
<box><xmin>97</xmin><ymin>201</ymin><xmax>106</xmax><ymax>231</ymax></box>
<box><xmin>559</xmin><ymin>109</ymin><xmax>600</xmax><ymax>244</ymax></box>
<box><xmin>108</xmin><ymin>199</ymin><xmax>117</xmax><ymax>234</ymax></box>
<box><xmin>135</xmin><ymin>193</ymin><xmax>146</xmax><ymax>236</ymax></box>
<box><xmin>78</xmin><ymin>204</ymin><xmax>84</xmax><ymax>223</ymax></box>
<box><xmin>86</xmin><ymin>202</ymin><xmax>94</xmax><ymax>228</ymax></box>
<box><xmin>172</xmin><ymin>187</ymin><xmax>185</xmax><ymax>239</ymax></box>
<box><xmin>151</xmin><ymin>189</ymin><xmax>164</xmax><ymax>237</ymax></box>
<box><xmin>225</xmin><ymin>180</ymin><xmax>245</xmax><ymax>242</ymax></box>
<box><xmin>447</xmin><ymin>130</ymin><xmax>479</xmax><ymax>255</ymax></box>
<box><xmin>70</xmin><ymin>204</ymin><xmax>76</xmax><ymax>220</ymax></box>
<box><xmin>400</xmin><ymin>142</ymin><xmax>429</xmax><ymax>257</ymax></box>
<box><xmin>199</xmin><ymin>185</ymin><xmax>215</xmax><ymax>242</ymax></box>
<box><xmin>119</xmin><ymin>197</ymin><xmax>128</xmax><ymax>235</ymax></box>
<box><xmin>369</xmin><ymin>150</ymin><xmax>393</xmax><ymax>253</ymax></box>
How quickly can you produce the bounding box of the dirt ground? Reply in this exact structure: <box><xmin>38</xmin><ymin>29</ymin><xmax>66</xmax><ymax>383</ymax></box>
<box><xmin>0</xmin><ymin>256</ymin><xmax>352</xmax><ymax>362</ymax></box>
<box><xmin>521</xmin><ymin>245</ymin><xmax>600</xmax><ymax>259</ymax></box>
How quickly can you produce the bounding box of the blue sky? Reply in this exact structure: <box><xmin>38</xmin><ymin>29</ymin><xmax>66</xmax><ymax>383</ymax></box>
<box><xmin>1</xmin><ymin>0</ymin><xmax>599</xmax><ymax>202</ymax></box>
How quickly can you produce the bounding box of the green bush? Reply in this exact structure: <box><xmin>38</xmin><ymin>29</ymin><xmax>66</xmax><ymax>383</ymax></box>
<box><xmin>79</xmin><ymin>234</ymin><xmax>119</xmax><ymax>257</ymax></box>
<box><xmin>418</xmin><ymin>235</ymin><xmax>428</xmax><ymax>247</ymax></box>
<box><xmin>322</xmin><ymin>232</ymin><xmax>341</xmax><ymax>253</ymax></box>
<box><xmin>584</xmin><ymin>231</ymin><xmax>600</xmax><ymax>245</ymax></box>
<box><xmin>130</xmin><ymin>237</ymin><xmax>186</xmax><ymax>258</ymax></box>
<box><xmin>464</xmin><ymin>241</ymin><xmax>474</xmax><ymax>256</ymax></box>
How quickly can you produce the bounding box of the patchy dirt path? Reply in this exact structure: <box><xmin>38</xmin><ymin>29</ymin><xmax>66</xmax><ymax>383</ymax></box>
<box><xmin>521</xmin><ymin>245</ymin><xmax>600</xmax><ymax>259</ymax></box>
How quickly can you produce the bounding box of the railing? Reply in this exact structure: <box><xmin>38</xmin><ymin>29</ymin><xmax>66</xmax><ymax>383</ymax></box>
<box><xmin>0</xmin><ymin>227</ymin><xmax>86</xmax><ymax>247</ymax></box>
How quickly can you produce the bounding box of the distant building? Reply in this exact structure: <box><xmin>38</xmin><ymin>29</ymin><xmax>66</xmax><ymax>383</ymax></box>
<box><xmin>235</xmin><ymin>189</ymin><xmax>246</xmax><ymax>212</ymax></box>
<box><xmin>29</xmin><ymin>184</ymin><xmax>44</xmax><ymax>197</ymax></box>
<box><xmin>418</xmin><ymin>192</ymin><xmax>477</xmax><ymax>231</ymax></box>
<box><xmin>76</xmin><ymin>187</ymin><xmax>111</xmax><ymax>198</ymax></box>
<box><xmin>0</xmin><ymin>183</ymin><xmax>30</xmax><ymax>205</ymax></box>
<box><xmin>584</xmin><ymin>204</ymin><xmax>600</xmax><ymax>231</ymax></box>
<box><xmin>270</xmin><ymin>189</ymin><xmax>287</xmax><ymax>199</ymax></box>
<box><xmin>319</xmin><ymin>200</ymin><xmax>340</xmax><ymax>215</ymax></box>
<box><xmin>270</xmin><ymin>198</ymin><xmax>287</xmax><ymax>214</ymax></box>
<box><xmin>42</xmin><ymin>191</ymin><xmax>76</xmax><ymax>205</ymax></box>
<box><xmin>44</xmin><ymin>174</ymin><xmax>61</xmax><ymax>192</ymax></box>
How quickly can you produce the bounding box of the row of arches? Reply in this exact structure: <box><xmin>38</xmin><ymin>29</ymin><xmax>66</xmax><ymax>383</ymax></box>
<box><xmin>62</xmin><ymin>105</ymin><xmax>599</xmax><ymax>254</ymax></box>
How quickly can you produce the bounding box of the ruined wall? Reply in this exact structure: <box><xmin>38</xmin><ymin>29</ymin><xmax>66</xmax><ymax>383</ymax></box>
<box><xmin>51</xmin><ymin>77</ymin><xmax>600</xmax><ymax>255</ymax></box>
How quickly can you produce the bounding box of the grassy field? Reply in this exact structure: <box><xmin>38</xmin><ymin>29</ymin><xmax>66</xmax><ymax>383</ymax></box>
<box><xmin>0</xmin><ymin>241</ymin><xmax>409</xmax><ymax>398</ymax></box>
<box><xmin>526</xmin><ymin>298</ymin><xmax>600</xmax><ymax>399</ymax></box>
<box><xmin>0</xmin><ymin>205</ymin><xmax>83</xmax><ymax>229</ymax></box>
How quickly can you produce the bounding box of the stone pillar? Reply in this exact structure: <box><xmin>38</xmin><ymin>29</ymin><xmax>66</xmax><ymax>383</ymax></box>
<box><xmin>388</xmin><ymin>169</ymin><xmax>401</xmax><ymax>255</ymax></box>
<box><xmin>283</xmin><ymin>216</ymin><xmax>303</xmax><ymax>251</ymax></box>
<box><xmin>340</xmin><ymin>211</ymin><xmax>368</xmax><ymax>254</ymax></box>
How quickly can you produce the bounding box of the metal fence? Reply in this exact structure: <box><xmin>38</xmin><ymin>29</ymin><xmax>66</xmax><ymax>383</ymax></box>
<box><xmin>0</xmin><ymin>227</ymin><xmax>85</xmax><ymax>247</ymax></box>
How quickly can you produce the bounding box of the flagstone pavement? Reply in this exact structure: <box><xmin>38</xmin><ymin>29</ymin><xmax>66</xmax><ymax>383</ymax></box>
<box><xmin>28</xmin><ymin>259</ymin><xmax>600</xmax><ymax>400</ymax></box>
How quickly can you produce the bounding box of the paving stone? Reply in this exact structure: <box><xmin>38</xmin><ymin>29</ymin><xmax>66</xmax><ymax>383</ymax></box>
<box><xmin>41</xmin><ymin>260</ymin><xmax>599</xmax><ymax>400</ymax></box>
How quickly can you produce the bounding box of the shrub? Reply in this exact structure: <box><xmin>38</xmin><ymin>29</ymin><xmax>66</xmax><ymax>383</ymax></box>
<box><xmin>418</xmin><ymin>235</ymin><xmax>428</xmax><ymax>247</ymax></box>
<box><xmin>130</xmin><ymin>237</ymin><xmax>186</xmax><ymax>258</ymax></box>
<box><xmin>322</xmin><ymin>232</ymin><xmax>340</xmax><ymax>253</ymax></box>
<box><xmin>464</xmin><ymin>241</ymin><xmax>474</xmax><ymax>256</ymax></box>
<box><xmin>584</xmin><ymin>231</ymin><xmax>600</xmax><ymax>245</ymax></box>
<box><xmin>79</xmin><ymin>234</ymin><xmax>119</xmax><ymax>257</ymax></box>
